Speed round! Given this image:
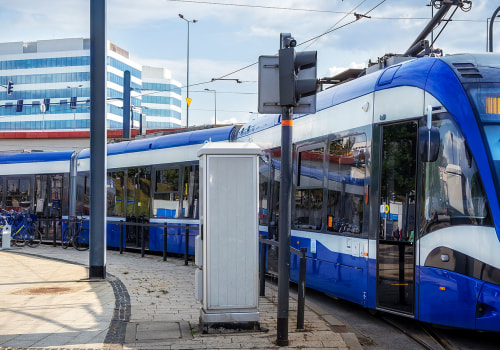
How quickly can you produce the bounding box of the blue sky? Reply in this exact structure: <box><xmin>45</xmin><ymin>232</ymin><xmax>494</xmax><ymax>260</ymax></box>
<box><xmin>0</xmin><ymin>0</ymin><xmax>498</xmax><ymax>126</ymax></box>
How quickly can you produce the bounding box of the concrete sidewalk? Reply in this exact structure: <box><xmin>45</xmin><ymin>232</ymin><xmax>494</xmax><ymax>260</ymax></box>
<box><xmin>0</xmin><ymin>246</ymin><xmax>362</xmax><ymax>349</ymax></box>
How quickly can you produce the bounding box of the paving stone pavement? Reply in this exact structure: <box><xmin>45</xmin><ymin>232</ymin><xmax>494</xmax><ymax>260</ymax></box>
<box><xmin>0</xmin><ymin>245</ymin><xmax>362</xmax><ymax>349</ymax></box>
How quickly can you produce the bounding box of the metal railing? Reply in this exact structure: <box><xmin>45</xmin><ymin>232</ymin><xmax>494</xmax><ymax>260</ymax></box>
<box><xmin>259</xmin><ymin>237</ymin><xmax>308</xmax><ymax>330</ymax></box>
<box><xmin>36</xmin><ymin>217</ymin><xmax>197</xmax><ymax>265</ymax></box>
<box><xmin>118</xmin><ymin>220</ymin><xmax>197</xmax><ymax>265</ymax></box>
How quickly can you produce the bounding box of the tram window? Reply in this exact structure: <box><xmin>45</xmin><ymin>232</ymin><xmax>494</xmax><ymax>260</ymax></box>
<box><xmin>294</xmin><ymin>146</ymin><xmax>325</xmax><ymax>230</ymax></box>
<box><xmin>326</xmin><ymin>135</ymin><xmax>366</xmax><ymax>234</ymax></box>
<box><xmin>421</xmin><ymin>114</ymin><xmax>491</xmax><ymax>235</ymax></box>
<box><xmin>76</xmin><ymin>174</ymin><xmax>90</xmax><ymax>215</ymax></box>
<box><xmin>154</xmin><ymin>168</ymin><xmax>180</xmax><ymax>218</ymax></box>
<box><xmin>126</xmin><ymin>167</ymin><xmax>150</xmax><ymax>217</ymax></box>
<box><xmin>182</xmin><ymin>165</ymin><xmax>199</xmax><ymax>219</ymax></box>
<box><xmin>107</xmin><ymin>171</ymin><xmax>125</xmax><ymax>217</ymax></box>
<box><xmin>6</xmin><ymin>178</ymin><xmax>31</xmax><ymax>210</ymax></box>
<box><xmin>35</xmin><ymin>174</ymin><xmax>64</xmax><ymax>217</ymax></box>
<box><xmin>259</xmin><ymin>155</ymin><xmax>271</xmax><ymax>225</ymax></box>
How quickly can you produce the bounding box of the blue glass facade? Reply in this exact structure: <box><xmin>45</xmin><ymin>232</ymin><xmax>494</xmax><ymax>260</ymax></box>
<box><xmin>0</xmin><ymin>56</ymin><xmax>89</xmax><ymax>70</ymax></box>
<box><xmin>142</xmin><ymin>82</ymin><xmax>181</xmax><ymax>95</ymax></box>
<box><xmin>0</xmin><ymin>40</ymin><xmax>182</xmax><ymax>132</ymax></box>
<box><xmin>143</xmin><ymin>95</ymin><xmax>181</xmax><ymax>107</ymax></box>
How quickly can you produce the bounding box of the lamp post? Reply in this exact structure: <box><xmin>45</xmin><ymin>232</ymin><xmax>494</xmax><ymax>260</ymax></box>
<box><xmin>67</xmin><ymin>84</ymin><xmax>83</xmax><ymax>129</ymax></box>
<box><xmin>204</xmin><ymin>88</ymin><xmax>217</xmax><ymax>125</ymax></box>
<box><xmin>179</xmin><ymin>14</ymin><xmax>197</xmax><ymax>128</ymax></box>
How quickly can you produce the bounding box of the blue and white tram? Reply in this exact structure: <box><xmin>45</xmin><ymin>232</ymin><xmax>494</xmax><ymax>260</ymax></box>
<box><xmin>237</xmin><ymin>53</ymin><xmax>500</xmax><ymax>331</ymax></box>
<box><xmin>74</xmin><ymin>126</ymin><xmax>237</xmax><ymax>254</ymax></box>
<box><xmin>0</xmin><ymin>151</ymin><xmax>74</xmax><ymax>216</ymax></box>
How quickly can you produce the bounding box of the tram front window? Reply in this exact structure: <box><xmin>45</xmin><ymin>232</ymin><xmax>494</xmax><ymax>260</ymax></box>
<box><xmin>466</xmin><ymin>82</ymin><xmax>500</xmax><ymax>208</ymax></box>
<box><xmin>421</xmin><ymin>113</ymin><xmax>491</xmax><ymax>235</ymax></box>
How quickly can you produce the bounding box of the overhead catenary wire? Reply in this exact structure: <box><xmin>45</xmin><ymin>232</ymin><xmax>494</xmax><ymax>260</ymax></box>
<box><xmin>165</xmin><ymin>0</ymin><xmax>486</xmax><ymax>22</ymax></box>
<box><xmin>188</xmin><ymin>0</ymin><xmax>380</xmax><ymax>89</ymax></box>
<box><xmin>127</xmin><ymin>1</ymin><xmax>481</xmax><ymax>99</ymax></box>
<box><xmin>165</xmin><ymin>0</ymin><xmax>350</xmax><ymax>14</ymax></box>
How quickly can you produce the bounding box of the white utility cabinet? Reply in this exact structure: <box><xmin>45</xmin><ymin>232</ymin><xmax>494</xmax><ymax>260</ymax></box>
<box><xmin>196</xmin><ymin>142</ymin><xmax>261</xmax><ymax>330</ymax></box>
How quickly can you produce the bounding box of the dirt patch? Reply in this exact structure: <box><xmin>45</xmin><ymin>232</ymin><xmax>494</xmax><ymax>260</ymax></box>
<box><xmin>13</xmin><ymin>286</ymin><xmax>76</xmax><ymax>295</ymax></box>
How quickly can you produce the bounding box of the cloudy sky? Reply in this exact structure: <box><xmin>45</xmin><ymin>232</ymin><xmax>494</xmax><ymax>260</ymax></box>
<box><xmin>0</xmin><ymin>0</ymin><xmax>498</xmax><ymax>126</ymax></box>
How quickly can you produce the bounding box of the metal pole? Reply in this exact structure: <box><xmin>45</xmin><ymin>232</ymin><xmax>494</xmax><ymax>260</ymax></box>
<box><xmin>297</xmin><ymin>247</ymin><xmax>307</xmax><ymax>330</ymax></box>
<box><xmin>179</xmin><ymin>14</ymin><xmax>196</xmax><ymax>128</ymax></box>
<box><xmin>214</xmin><ymin>90</ymin><xmax>217</xmax><ymax>125</ymax></box>
<box><xmin>52</xmin><ymin>219</ymin><xmax>56</xmax><ymax>247</ymax></box>
<box><xmin>119</xmin><ymin>220</ymin><xmax>123</xmax><ymax>254</ymax></box>
<box><xmin>89</xmin><ymin>0</ymin><xmax>107</xmax><ymax>279</ymax></box>
<box><xmin>123</xmin><ymin>70</ymin><xmax>131</xmax><ymax>138</ymax></box>
<box><xmin>69</xmin><ymin>152</ymin><xmax>78</xmax><ymax>219</ymax></box>
<box><xmin>487</xmin><ymin>18</ymin><xmax>490</xmax><ymax>52</ymax></box>
<box><xmin>163</xmin><ymin>222</ymin><xmax>167</xmax><ymax>261</ymax></box>
<box><xmin>259</xmin><ymin>240</ymin><xmax>266</xmax><ymax>296</ymax></box>
<box><xmin>186</xmin><ymin>21</ymin><xmax>190</xmax><ymax>128</ymax></box>
<box><xmin>141</xmin><ymin>222</ymin><xmax>145</xmax><ymax>258</ymax></box>
<box><xmin>277</xmin><ymin>106</ymin><xmax>292</xmax><ymax>347</ymax></box>
<box><xmin>489</xmin><ymin>6</ymin><xmax>500</xmax><ymax>52</ymax></box>
<box><xmin>184</xmin><ymin>224</ymin><xmax>189</xmax><ymax>265</ymax></box>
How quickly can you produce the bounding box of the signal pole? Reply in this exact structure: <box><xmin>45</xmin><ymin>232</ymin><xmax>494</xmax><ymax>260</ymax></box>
<box><xmin>258</xmin><ymin>32</ymin><xmax>317</xmax><ymax>347</ymax></box>
<box><xmin>277</xmin><ymin>102</ymin><xmax>293</xmax><ymax>346</ymax></box>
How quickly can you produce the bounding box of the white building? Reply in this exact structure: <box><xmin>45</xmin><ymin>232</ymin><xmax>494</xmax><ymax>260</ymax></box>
<box><xmin>0</xmin><ymin>38</ymin><xmax>182</xmax><ymax>136</ymax></box>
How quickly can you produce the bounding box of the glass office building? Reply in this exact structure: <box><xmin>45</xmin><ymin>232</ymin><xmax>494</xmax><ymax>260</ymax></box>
<box><xmin>0</xmin><ymin>38</ymin><xmax>182</xmax><ymax>132</ymax></box>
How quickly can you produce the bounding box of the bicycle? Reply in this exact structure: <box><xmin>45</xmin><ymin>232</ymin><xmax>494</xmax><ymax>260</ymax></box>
<box><xmin>26</xmin><ymin>213</ymin><xmax>42</xmax><ymax>248</ymax></box>
<box><xmin>7</xmin><ymin>210</ymin><xmax>42</xmax><ymax>248</ymax></box>
<box><xmin>62</xmin><ymin>216</ymin><xmax>89</xmax><ymax>251</ymax></box>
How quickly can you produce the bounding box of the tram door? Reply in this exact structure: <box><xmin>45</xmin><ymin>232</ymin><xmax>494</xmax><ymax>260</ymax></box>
<box><xmin>376</xmin><ymin>122</ymin><xmax>417</xmax><ymax>315</ymax></box>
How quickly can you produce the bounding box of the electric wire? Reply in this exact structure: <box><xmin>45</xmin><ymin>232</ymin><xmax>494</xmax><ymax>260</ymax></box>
<box><xmin>430</xmin><ymin>6</ymin><xmax>459</xmax><ymax>48</ymax></box>
<box><xmin>165</xmin><ymin>0</ymin><xmax>485</xmax><ymax>22</ymax></box>
<box><xmin>165</xmin><ymin>0</ymin><xmax>349</xmax><ymax>14</ymax></box>
<box><xmin>201</xmin><ymin>0</ymin><xmax>377</xmax><ymax>87</ymax></box>
<box><xmin>302</xmin><ymin>0</ymin><xmax>366</xmax><ymax>50</ymax></box>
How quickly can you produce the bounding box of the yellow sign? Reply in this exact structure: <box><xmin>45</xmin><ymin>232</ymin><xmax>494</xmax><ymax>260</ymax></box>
<box><xmin>384</xmin><ymin>204</ymin><xmax>390</xmax><ymax>214</ymax></box>
<box><xmin>186</xmin><ymin>97</ymin><xmax>192</xmax><ymax>107</ymax></box>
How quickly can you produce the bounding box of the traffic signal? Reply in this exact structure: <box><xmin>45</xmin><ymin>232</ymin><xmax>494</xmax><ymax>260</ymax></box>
<box><xmin>16</xmin><ymin>100</ymin><xmax>23</xmax><ymax>112</ymax></box>
<box><xmin>7</xmin><ymin>81</ymin><xmax>13</xmax><ymax>95</ymax></box>
<box><xmin>43</xmin><ymin>98</ymin><xmax>50</xmax><ymax>112</ymax></box>
<box><xmin>278</xmin><ymin>36</ymin><xmax>317</xmax><ymax>109</ymax></box>
<box><xmin>70</xmin><ymin>96</ymin><xmax>77</xmax><ymax>109</ymax></box>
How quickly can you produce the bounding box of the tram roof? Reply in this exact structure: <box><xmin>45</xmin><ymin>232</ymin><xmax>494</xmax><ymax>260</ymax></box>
<box><xmin>78</xmin><ymin>125</ymin><xmax>237</xmax><ymax>159</ymax></box>
<box><xmin>0</xmin><ymin>150</ymin><xmax>75</xmax><ymax>164</ymax></box>
<box><xmin>237</xmin><ymin>55</ymin><xmax>475</xmax><ymax>138</ymax></box>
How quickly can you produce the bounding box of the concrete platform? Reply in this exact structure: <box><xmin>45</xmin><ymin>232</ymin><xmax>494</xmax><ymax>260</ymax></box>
<box><xmin>0</xmin><ymin>246</ymin><xmax>362</xmax><ymax>349</ymax></box>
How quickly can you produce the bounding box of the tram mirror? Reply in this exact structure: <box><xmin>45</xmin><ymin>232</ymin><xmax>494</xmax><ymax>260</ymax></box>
<box><xmin>419</xmin><ymin>126</ymin><xmax>440</xmax><ymax>162</ymax></box>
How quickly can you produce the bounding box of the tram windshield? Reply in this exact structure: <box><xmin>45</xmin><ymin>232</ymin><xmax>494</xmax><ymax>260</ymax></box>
<box><xmin>466</xmin><ymin>82</ymin><xmax>500</xmax><ymax>206</ymax></box>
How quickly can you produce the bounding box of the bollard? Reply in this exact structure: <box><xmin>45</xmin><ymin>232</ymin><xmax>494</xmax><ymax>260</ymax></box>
<box><xmin>297</xmin><ymin>247</ymin><xmax>308</xmax><ymax>330</ymax></box>
<box><xmin>163</xmin><ymin>222</ymin><xmax>167</xmax><ymax>261</ymax></box>
<box><xmin>259</xmin><ymin>240</ymin><xmax>267</xmax><ymax>296</ymax></box>
<box><xmin>184</xmin><ymin>224</ymin><xmax>189</xmax><ymax>265</ymax></box>
<box><xmin>141</xmin><ymin>223</ymin><xmax>145</xmax><ymax>257</ymax></box>
<box><xmin>119</xmin><ymin>220</ymin><xmax>124</xmax><ymax>254</ymax></box>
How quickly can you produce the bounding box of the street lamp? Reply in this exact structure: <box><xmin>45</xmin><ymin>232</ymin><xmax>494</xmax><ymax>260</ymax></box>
<box><xmin>204</xmin><ymin>88</ymin><xmax>217</xmax><ymax>125</ymax></box>
<box><xmin>179</xmin><ymin>14</ymin><xmax>197</xmax><ymax>128</ymax></box>
<box><xmin>67</xmin><ymin>84</ymin><xmax>83</xmax><ymax>129</ymax></box>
